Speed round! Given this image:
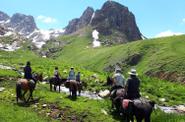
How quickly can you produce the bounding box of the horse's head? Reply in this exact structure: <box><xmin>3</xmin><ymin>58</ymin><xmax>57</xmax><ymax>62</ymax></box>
<box><xmin>32</xmin><ymin>73</ymin><xmax>43</xmax><ymax>83</ymax></box>
<box><xmin>106</xmin><ymin>76</ymin><xmax>114</xmax><ymax>86</ymax></box>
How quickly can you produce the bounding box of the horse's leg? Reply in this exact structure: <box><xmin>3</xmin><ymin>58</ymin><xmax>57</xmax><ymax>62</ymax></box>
<box><xmin>59</xmin><ymin>84</ymin><xmax>60</xmax><ymax>93</ymax></box>
<box><xmin>78</xmin><ymin>84</ymin><xmax>81</xmax><ymax>96</ymax></box>
<box><xmin>69</xmin><ymin>83</ymin><xmax>72</xmax><ymax>96</ymax></box>
<box><xmin>50</xmin><ymin>82</ymin><xmax>52</xmax><ymax>91</ymax></box>
<box><xmin>54</xmin><ymin>85</ymin><xmax>56</xmax><ymax>91</ymax></box>
<box><xmin>136</xmin><ymin>117</ymin><xmax>142</xmax><ymax>122</ymax></box>
<box><xmin>22</xmin><ymin>90</ymin><xmax>27</xmax><ymax>102</ymax></box>
<box><xmin>26</xmin><ymin>92</ymin><xmax>31</xmax><ymax>103</ymax></box>
<box><xmin>73</xmin><ymin>83</ymin><xmax>78</xmax><ymax>97</ymax></box>
<box><xmin>111</xmin><ymin>99</ymin><xmax>114</xmax><ymax>109</ymax></box>
<box><xmin>144</xmin><ymin>116</ymin><xmax>151</xmax><ymax>122</ymax></box>
<box><xmin>16</xmin><ymin>84</ymin><xmax>22</xmax><ymax>103</ymax></box>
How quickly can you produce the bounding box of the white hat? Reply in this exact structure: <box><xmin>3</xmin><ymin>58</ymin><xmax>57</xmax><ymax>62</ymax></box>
<box><xmin>128</xmin><ymin>69</ymin><xmax>138</xmax><ymax>76</ymax></box>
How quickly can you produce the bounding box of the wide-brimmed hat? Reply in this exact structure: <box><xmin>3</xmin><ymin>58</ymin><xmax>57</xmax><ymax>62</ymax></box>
<box><xmin>128</xmin><ymin>69</ymin><xmax>138</xmax><ymax>76</ymax></box>
<box><xmin>115</xmin><ymin>68</ymin><xmax>122</xmax><ymax>72</ymax></box>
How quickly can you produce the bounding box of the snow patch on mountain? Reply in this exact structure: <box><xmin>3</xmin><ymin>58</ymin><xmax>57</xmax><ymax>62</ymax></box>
<box><xmin>0</xmin><ymin>42</ymin><xmax>21</xmax><ymax>51</ymax></box>
<box><xmin>27</xmin><ymin>29</ymin><xmax>65</xmax><ymax>48</ymax></box>
<box><xmin>92</xmin><ymin>30</ymin><xmax>101</xmax><ymax>47</ymax></box>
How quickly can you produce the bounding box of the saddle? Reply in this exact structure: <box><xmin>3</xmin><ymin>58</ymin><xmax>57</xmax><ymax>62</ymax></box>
<box><xmin>122</xmin><ymin>98</ymin><xmax>147</xmax><ymax>109</ymax></box>
<box><xmin>122</xmin><ymin>99</ymin><xmax>131</xmax><ymax>109</ymax></box>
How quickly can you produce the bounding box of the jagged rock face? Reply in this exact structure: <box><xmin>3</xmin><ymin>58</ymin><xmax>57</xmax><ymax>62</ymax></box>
<box><xmin>0</xmin><ymin>11</ymin><xmax>10</xmax><ymax>21</ymax></box>
<box><xmin>9</xmin><ymin>13</ymin><xmax>37</xmax><ymax>36</ymax></box>
<box><xmin>79</xmin><ymin>7</ymin><xmax>94</xmax><ymax>27</ymax></box>
<box><xmin>65</xmin><ymin>7</ymin><xmax>94</xmax><ymax>34</ymax></box>
<box><xmin>0</xmin><ymin>26</ymin><xmax>6</xmax><ymax>35</ymax></box>
<box><xmin>65</xmin><ymin>1</ymin><xmax>142</xmax><ymax>43</ymax></box>
<box><xmin>91</xmin><ymin>1</ymin><xmax>141</xmax><ymax>41</ymax></box>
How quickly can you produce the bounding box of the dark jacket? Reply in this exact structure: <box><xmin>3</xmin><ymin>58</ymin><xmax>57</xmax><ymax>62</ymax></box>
<box><xmin>76</xmin><ymin>73</ymin><xmax>80</xmax><ymax>82</ymax></box>
<box><xmin>24</xmin><ymin>66</ymin><xmax>32</xmax><ymax>79</ymax></box>
<box><xmin>126</xmin><ymin>76</ymin><xmax>141</xmax><ymax>100</ymax></box>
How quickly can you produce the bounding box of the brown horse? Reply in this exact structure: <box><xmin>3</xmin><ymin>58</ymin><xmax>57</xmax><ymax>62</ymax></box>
<box><xmin>65</xmin><ymin>80</ymin><xmax>83</xmax><ymax>98</ymax></box>
<box><xmin>16</xmin><ymin>73</ymin><xmax>40</xmax><ymax>103</ymax></box>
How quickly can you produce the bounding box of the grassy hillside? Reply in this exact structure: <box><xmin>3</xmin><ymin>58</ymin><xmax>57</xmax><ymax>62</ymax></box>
<box><xmin>55</xmin><ymin>33</ymin><xmax>185</xmax><ymax>82</ymax></box>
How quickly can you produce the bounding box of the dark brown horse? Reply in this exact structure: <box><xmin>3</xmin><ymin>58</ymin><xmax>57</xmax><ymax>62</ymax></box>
<box><xmin>110</xmin><ymin>88</ymin><xmax>126</xmax><ymax>111</ymax></box>
<box><xmin>65</xmin><ymin>80</ymin><xmax>83</xmax><ymax>98</ymax></box>
<box><xmin>107</xmin><ymin>76</ymin><xmax>126</xmax><ymax>111</ymax></box>
<box><xmin>107</xmin><ymin>76</ymin><xmax>154</xmax><ymax>122</ymax></box>
<box><xmin>16</xmin><ymin>73</ymin><xmax>40</xmax><ymax>103</ymax></box>
<box><xmin>49</xmin><ymin>77</ymin><xmax>67</xmax><ymax>92</ymax></box>
<box><xmin>121</xmin><ymin>99</ymin><xmax>155</xmax><ymax>122</ymax></box>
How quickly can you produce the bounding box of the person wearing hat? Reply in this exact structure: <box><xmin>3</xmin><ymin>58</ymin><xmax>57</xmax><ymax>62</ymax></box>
<box><xmin>54</xmin><ymin>67</ymin><xmax>60</xmax><ymax>82</ymax></box>
<box><xmin>125</xmin><ymin>69</ymin><xmax>141</xmax><ymax>100</ymax></box>
<box><xmin>24</xmin><ymin>61</ymin><xmax>32</xmax><ymax>80</ymax></box>
<box><xmin>68</xmin><ymin>67</ymin><xmax>76</xmax><ymax>81</ymax></box>
<box><xmin>110</xmin><ymin>68</ymin><xmax>126</xmax><ymax>97</ymax></box>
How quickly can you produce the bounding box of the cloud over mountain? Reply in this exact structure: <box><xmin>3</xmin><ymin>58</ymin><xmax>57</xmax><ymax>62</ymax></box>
<box><xmin>37</xmin><ymin>15</ymin><xmax>57</xmax><ymax>24</ymax></box>
<box><xmin>155</xmin><ymin>30</ymin><xmax>184</xmax><ymax>38</ymax></box>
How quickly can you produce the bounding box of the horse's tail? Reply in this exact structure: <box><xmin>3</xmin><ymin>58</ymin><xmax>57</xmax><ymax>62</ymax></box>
<box><xmin>16</xmin><ymin>83</ymin><xmax>22</xmax><ymax>101</ymax></box>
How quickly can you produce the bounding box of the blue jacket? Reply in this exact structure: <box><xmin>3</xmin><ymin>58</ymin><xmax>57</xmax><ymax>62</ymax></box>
<box><xmin>68</xmin><ymin>70</ymin><xmax>75</xmax><ymax>80</ymax></box>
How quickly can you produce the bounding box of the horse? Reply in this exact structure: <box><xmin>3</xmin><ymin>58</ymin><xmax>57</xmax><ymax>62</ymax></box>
<box><xmin>16</xmin><ymin>73</ymin><xmax>40</xmax><ymax>103</ymax></box>
<box><xmin>110</xmin><ymin>88</ymin><xmax>126</xmax><ymax>112</ymax></box>
<box><xmin>107</xmin><ymin>76</ymin><xmax>126</xmax><ymax>111</ymax></box>
<box><xmin>121</xmin><ymin>99</ymin><xmax>155</xmax><ymax>122</ymax></box>
<box><xmin>65</xmin><ymin>80</ymin><xmax>83</xmax><ymax>98</ymax></box>
<box><xmin>49</xmin><ymin>77</ymin><xmax>67</xmax><ymax>92</ymax></box>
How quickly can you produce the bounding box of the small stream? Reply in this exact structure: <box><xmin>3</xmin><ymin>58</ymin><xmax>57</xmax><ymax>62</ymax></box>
<box><xmin>56</xmin><ymin>85</ymin><xmax>102</xmax><ymax>100</ymax></box>
<box><xmin>156</xmin><ymin>105</ymin><xmax>185</xmax><ymax>114</ymax></box>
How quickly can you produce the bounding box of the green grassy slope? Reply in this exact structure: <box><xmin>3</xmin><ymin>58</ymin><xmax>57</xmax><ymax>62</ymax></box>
<box><xmin>56</xmin><ymin>34</ymin><xmax>185</xmax><ymax>82</ymax></box>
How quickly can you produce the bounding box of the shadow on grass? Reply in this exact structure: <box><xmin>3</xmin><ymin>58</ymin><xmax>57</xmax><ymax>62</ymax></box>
<box><xmin>110</xmin><ymin>109</ymin><xmax>126</xmax><ymax>122</ymax></box>
<box><xmin>65</xmin><ymin>95</ymin><xmax>77</xmax><ymax>101</ymax></box>
<box><xmin>16</xmin><ymin>97</ymin><xmax>40</xmax><ymax>107</ymax></box>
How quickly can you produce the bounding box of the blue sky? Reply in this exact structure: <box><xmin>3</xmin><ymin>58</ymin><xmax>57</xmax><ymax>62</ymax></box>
<box><xmin>1</xmin><ymin>0</ymin><xmax>185</xmax><ymax>38</ymax></box>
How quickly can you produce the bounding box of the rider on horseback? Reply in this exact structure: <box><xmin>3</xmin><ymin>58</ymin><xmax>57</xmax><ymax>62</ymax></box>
<box><xmin>54</xmin><ymin>67</ymin><xmax>60</xmax><ymax>82</ymax></box>
<box><xmin>110</xmin><ymin>68</ymin><xmax>126</xmax><ymax>98</ymax></box>
<box><xmin>68</xmin><ymin>67</ymin><xmax>76</xmax><ymax>81</ymax></box>
<box><xmin>24</xmin><ymin>61</ymin><xmax>32</xmax><ymax>80</ymax></box>
<box><xmin>125</xmin><ymin>69</ymin><xmax>141</xmax><ymax>100</ymax></box>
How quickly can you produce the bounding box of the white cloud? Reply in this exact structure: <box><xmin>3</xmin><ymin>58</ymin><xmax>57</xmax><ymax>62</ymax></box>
<box><xmin>155</xmin><ymin>30</ymin><xmax>184</xmax><ymax>38</ymax></box>
<box><xmin>183</xmin><ymin>18</ymin><xmax>185</xmax><ymax>23</ymax></box>
<box><xmin>37</xmin><ymin>15</ymin><xmax>57</xmax><ymax>24</ymax></box>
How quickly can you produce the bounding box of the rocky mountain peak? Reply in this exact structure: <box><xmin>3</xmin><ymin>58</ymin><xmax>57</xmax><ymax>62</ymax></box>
<box><xmin>91</xmin><ymin>1</ymin><xmax>142</xmax><ymax>43</ymax></box>
<box><xmin>9</xmin><ymin>13</ymin><xmax>38</xmax><ymax>35</ymax></box>
<box><xmin>64</xmin><ymin>7</ymin><xmax>94</xmax><ymax>34</ymax></box>
<box><xmin>0</xmin><ymin>11</ymin><xmax>10</xmax><ymax>22</ymax></box>
<box><xmin>65</xmin><ymin>1</ymin><xmax>142</xmax><ymax>44</ymax></box>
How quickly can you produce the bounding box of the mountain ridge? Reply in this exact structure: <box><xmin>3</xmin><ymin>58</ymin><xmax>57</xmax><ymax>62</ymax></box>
<box><xmin>65</xmin><ymin>1</ymin><xmax>142</xmax><ymax>44</ymax></box>
<box><xmin>0</xmin><ymin>11</ymin><xmax>64</xmax><ymax>49</ymax></box>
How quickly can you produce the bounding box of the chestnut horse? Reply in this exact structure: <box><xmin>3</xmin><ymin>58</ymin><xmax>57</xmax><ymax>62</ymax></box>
<box><xmin>16</xmin><ymin>73</ymin><xmax>40</xmax><ymax>103</ymax></box>
<box><xmin>65</xmin><ymin>80</ymin><xmax>83</xmax><ymax>98</ymax></box>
